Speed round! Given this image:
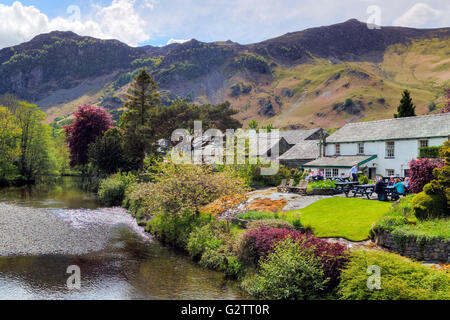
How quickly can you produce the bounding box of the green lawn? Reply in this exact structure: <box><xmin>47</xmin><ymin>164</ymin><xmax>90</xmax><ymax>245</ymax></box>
<box><xmin>294</xmin><ymin>198</ymin><xmax>392</xmax><ymax>241</ymax></box>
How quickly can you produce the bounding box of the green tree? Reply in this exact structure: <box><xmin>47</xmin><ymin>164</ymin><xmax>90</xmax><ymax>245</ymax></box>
<box><xmin>394</xmin><ymin>90</ymin><xmax>416</xmax><ymax>118</ymax></box>
<box><xmin>0</xmin><ymin>106</ymin><xmax>21</xmax><ymax>180</ymax></box>
<box><xmin>120</xmin><ymin>70</ymin><xmax>161</xmax><ymax>170</ymax></box>
<box><xmin>428</xmin><ymin>102</ymin><xmax>437</xmax><ymax>112</ymax></box>
<box><xmin>248</xmin><ymin>119</ymin><xmax>259</xmax><ymax>130</ymax></box>
<box><xmin>89</xmin><ymin>127</ymin><xmax>126</xmax><ymax>174</ymax></box>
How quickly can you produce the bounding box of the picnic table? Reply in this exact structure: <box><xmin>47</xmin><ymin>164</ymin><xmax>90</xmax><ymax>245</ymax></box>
<box><xmin>334</xmin><ymin>177</ymin><xmax>351</xmax><ymax>183</ymax></box>
<box><xmin>384</xmin><ymin>186</ymin><xmax>399</xmax><ymax>201</ymax></box>
<box><xmin>346</xmin><ymin>184</ymin><xmax>376</xmax><ymax>199</ymax></box>
<box><xmin>335</xmin><ymin>181</ymin><xmax>359</xmax><ymax>193</ymax></box>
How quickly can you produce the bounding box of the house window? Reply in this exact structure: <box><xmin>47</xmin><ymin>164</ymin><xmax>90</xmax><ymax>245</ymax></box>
<box><xmin>325</xmin><ymin>169</ymin><xmax>332</xmax><ymax>179</ymax></box>
<box><xmin>404</xmin><ymin>169</ymin><xmax>410</xmax><ymax>178</ymax></box>
<box><xmin>357</xmin><ymin>143</ymin><xmax>365</xmax><ymax>155</ymax></box>
<box><xmin>386</xmin><ymin>169</ymin><xmax>395</xmax><ymax>177</ymax></box>
<box><xmin>333</xmin><ymin>169</ymin><xmax>339</xmax><ymax>177</ymax></box>
<box><xmin>419</xmin><ymin>139</ymin><xmax>429</xmax><ymax>148</ymax></box>
<box><xmin>335</xmin><ymin>144</ymin><xmax>341</xmax><ymax>156</ymax></box>
<box><xmin>386</xmin><ymin>141</ymin><xmax>395</xmax><ymax>158</ymax></box>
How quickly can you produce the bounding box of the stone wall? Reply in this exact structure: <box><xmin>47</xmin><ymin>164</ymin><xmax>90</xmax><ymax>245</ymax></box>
<box><xmin>375</xmin><ymin>231</ymin><xmax>450</xmax><ymax>262</ymax></box>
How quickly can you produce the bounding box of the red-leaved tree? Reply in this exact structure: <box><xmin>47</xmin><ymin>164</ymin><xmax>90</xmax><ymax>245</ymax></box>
<box><xmin>65</xmin><ymin>105</ymin><xmax>112</xmax><ymax>169</ymax></box>
<box><xmin>409</xmin><ymin>158</ymin><xmax>444</xmax><ymax>193</ymax></box>
<box><xmin>441</xmin><ymin>88</ymin><xmax>450</xmax><ymax>113</ymax></box>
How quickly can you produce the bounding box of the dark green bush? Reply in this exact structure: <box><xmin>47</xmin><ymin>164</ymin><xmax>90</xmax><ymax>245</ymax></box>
<box><xmin>241</xmin><ymin>238</ymin><xmax>327</xmax><ymax>300</ymax></box>
<box><xmin>337</xmin><ymin>250</ymin><xmax>450</xmax><ymax>300</ymax></box>
<box><xmin>98</xmin><ymin>172</ymin><xmax>136</xmax><ymax>206</ymax></box>
<box><xmin>412</xmin><ymin>191</ymin><xmax>447</xmax><ymax>220</ymax></box>
<box><xmin>419</xmin><ymin>146</ymin><xmax>442</xmax><ymax>159</ymax></box>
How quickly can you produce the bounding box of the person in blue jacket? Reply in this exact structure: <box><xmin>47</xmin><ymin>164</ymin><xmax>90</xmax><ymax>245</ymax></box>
<box><xmin>392</xmin><ymin>178</ymin><xmax>405</xmax><ymax>200</ymax></box>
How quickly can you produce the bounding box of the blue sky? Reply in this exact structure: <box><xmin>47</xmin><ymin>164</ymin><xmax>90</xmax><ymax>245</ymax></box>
<box><xmin>0</xmin><ymin>0</ymin><xmax>449</xmax><ymax>49</ymax></box>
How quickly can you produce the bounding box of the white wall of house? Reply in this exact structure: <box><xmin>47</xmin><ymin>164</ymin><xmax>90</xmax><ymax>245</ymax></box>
<box><xmin>325</xmin><ymin>137</ymin><xmax>447</xmax><ymax>177</ymax></box>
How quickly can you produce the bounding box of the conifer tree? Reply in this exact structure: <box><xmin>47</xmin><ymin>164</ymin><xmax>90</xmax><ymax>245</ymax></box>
<box><xmin>394</xmin><ymin>90</ymin><xmax>416</xmax><ymax>118</ymax></box>
<box><xmin>120</xmin><ymin>70</ymin><xmax>161</xmax><ymax>170</ymax></box>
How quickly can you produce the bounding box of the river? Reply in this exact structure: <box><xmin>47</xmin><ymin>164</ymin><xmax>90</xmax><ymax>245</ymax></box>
<box><xmin>0</xmin><ymin>177</ymin><xmax>248</xmax><ymax>300</ymax></box>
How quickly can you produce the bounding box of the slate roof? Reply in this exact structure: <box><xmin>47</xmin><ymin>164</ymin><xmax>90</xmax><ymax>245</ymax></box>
<box><xmin>257</xmin><ymin>129</ymin><xmax>323</xmax><ymax>144</ymax></box>
<box><xmin>278</xmin><ymin>140</ymin><xmax>320</xmax><ymax>160</ymax></box>
<box><xmin>326</xmin><ymin>113</ymin><xmax>450</xmax><ymax>143</ymax></box>
<box><xmin>303</xmin><ymin>155</ymin><xmax>377</xmax><ymax>168</ymax></box>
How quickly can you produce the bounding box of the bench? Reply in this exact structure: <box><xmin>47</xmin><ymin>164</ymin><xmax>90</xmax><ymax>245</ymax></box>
<box><xmin>277</xmin><ymin>179</ymin><xmax>308</xmax><ymax>195</ymax></box>
<box><xmin>346</xmin><ymin>184</ymin><xmax>375</xmax><ymax>199</ymax></box>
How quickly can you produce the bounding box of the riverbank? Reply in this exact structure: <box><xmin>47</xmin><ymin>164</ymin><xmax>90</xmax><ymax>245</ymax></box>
<box><xmin>0</xmin><ymin>202</ymin><xmax>149</xmax><ymax>256</ymax></box>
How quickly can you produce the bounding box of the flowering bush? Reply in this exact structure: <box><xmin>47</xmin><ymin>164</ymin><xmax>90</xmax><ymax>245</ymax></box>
<box><xmin>408</xmin><ymin>158</ymin><xmax>443</xmax><ymax>193</ymax></box>
<box><xmin>237</xmin><ymin>227</ymin><xmax>349</xmax><ymax>285</ymax></box>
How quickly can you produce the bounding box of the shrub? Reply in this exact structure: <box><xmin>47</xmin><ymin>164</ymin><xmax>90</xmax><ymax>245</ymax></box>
<box><xmin>419</xmin><ymin>146</ymin><xmax>442</xmax><ymax>159</ymax></box>
<box><xmin>132</xmin><ymin>162</ymin><xmax>248</xmax><ymax>217</ymax></box>
<box><xmin>337</xmin><ymin>250</ymin><xmax>450</xmax><ymax>300</ymax></box>
<box><xmin>236</xmin><ymin>211</ymin><xmax>302</xmax><ymax>230</ymax></box>
<box><xmin>308</xmin><ymin>180</ymin><xmax>336</xmax><ymax>190</ymax></box>
<box><xmin>252</xmin><ymin>165</ymin><xmax>292</xmax><ymax>187</ymax></box>
<box><xmin>199</xmin><ymin>246</ymin><xmax>244</xmax><ymax>279</ymax></box>
<box><xmin>237</xmin><ymin>227</ymin><xmax>349</xmax><ymax>286</ymax></box>
<box><xmin>247</xmin><ymin>219</ymin><xmax>294</xmax><ymax>230</ymax></box>
<box><xmin>411</xmin><ymin>192</ymin><xmax>447</xmax><ymax>220</ymax></box>
<box><xmin>187</xmin><ymin>224</ymin><xmax>223</xmax><ymax>259</ymax></box>
<box><xmin>98</xmin><ymin>172</ymin><xmax>136</xmax><ymax>206</ymax></box>
<box><xmin>237</xmin><ymin>211</ymin><xmax>276</xmax><ymax>220</ymax></box>
<box><xmin>358</xmin><ymin>175</ymin><xmax>369</xmax><ymax>185</ymax></box>
<box><xmin>146</xmin><ymin>210</ymin><xmax>210</xmax><ymax>248</ymax></box>
<box><xmin>409</xmin><ymin>158</ymin><xmax>443</xmax><ymax>193</ymax></box>
<box><xmin>241</xmin><ymin>238</ymin><xmax>327</xmax><ymax>300</ymax></box>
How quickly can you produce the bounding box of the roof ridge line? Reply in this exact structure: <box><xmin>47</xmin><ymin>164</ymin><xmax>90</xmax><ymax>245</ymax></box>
<box><xmin>343</xmin><ymin>113</ymin><xmax>449</xmax><ymax>127</ymax></box>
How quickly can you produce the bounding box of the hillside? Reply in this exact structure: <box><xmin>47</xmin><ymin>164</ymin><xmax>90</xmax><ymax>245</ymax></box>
<box><xmin>0</xmin><ymin>19</ymin><xmax>449</xmax><ymax>128</ymax></box>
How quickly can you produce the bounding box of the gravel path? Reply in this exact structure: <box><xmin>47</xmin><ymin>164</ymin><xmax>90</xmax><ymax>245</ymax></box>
<box><xmin>0</xmin><ymin>203</ymin><xmax>135</xmax><ymax>256</ymax></box>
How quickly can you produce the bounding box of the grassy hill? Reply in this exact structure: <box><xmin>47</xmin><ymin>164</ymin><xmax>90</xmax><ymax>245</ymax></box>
<box><xmin>0</xmin><ymin>20</ymin><xmax>448</xmax><ymax>128</ymax></box>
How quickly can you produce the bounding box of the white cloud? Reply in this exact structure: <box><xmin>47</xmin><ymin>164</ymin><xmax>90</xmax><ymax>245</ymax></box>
<box><xmin>0</xmin><ymin>0</ymin><xmax>153</xmax><ymax>49</ymax></box>
<box><xmin>0</xmin><ymin>1</ymin><xmax>449</xmax><ymax>50</ymax></box>
<box><xmin>166</xmin><ymin>38</ymin><xmax>191</xmax><ymax>45</ymax></box>
<box><xmin>393</xmin><ymin>3</ymin><xmax>443</xmax><ymax>27</ymax></box>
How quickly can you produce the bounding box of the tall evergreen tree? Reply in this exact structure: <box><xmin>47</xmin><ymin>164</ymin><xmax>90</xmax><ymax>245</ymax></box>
<box><xmin>120</xmin><ymin>70</ymin><xmax>161</xmax><ymax>171</ymax></box>
<box><xmin>394</xmin><ymin>90</ymin><xmax>416</xmax><ymax>118</ymax></box>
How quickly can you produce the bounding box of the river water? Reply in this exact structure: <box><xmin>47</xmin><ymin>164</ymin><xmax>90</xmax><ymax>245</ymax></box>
<box><xmin>0</xmin><ymin>177</ymin><xmax>248</xmax><ymax>300</ymax></box>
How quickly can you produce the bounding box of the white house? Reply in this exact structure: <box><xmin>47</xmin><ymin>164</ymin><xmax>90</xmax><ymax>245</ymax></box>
<box><xmin>303</xmin><ymin>113</ymin><xmax>450</xmax><ymax>179</ymax></box>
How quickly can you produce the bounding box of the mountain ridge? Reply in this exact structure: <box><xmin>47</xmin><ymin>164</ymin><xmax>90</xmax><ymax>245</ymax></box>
<box><xmin>0</xmin><ymin>19</ymin><xmax>449</xmax><ymax>128</ymax></box>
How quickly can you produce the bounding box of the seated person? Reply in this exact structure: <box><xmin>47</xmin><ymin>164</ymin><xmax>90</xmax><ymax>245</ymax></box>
<box><xmin>403</xmin><ymin>177</ymin><xmax>410</xmax><ymax>194</ymax></box>
<box><xmin>308</xmin><ymin>171</ymin><xmax>315</xmax><ymax>181</ymax></box>
<box><xmin>316</xmin><ymin>169</ymin><xmax>324</xmax><ymax>181</ymax></box>
<box><xmin>388</xmin><ymin>176</ymin><xmax>395</xmax><ymax>186</ymax></box>
<box><xmin>375</xmin><ymin>176</ymin><xmax>387</xmax><ymax>201</ymax></box>
<box><xmin>393</xmin><ymin>178</ymin><xmax>405</xmax><ymax>199</ymax></box>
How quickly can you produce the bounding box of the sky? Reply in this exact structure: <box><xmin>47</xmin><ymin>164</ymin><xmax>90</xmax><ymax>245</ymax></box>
<box><xmin>0</xmin><ymin>0</ymin><xmax>449</xmax><ymax>49</ymax></box>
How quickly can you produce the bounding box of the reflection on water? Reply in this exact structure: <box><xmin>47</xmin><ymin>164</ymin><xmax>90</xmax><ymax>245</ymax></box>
<box><xmin>0</xmin><ymin>227</ymin><xmax>247</xmax><ymax>300</ymax></box>
<box><xmin>0</xmin><ymin>177</ymin><xmax>100</xmax><ymax>209</ymax></box>
<box><xmin>0</xmin><ymin>178</ymin><xmax>248</xmax><ymax>300</ymax></box>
